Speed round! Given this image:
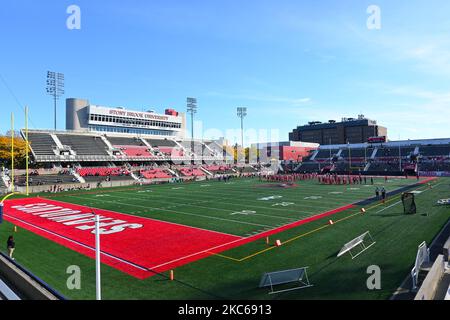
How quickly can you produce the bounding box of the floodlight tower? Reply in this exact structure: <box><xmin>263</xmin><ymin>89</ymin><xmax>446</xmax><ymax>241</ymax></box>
<box><xmin>46</xmin><ymin>71</ymin><xmax>65</xmax><ymax>131</ymax></box>
<box><xmin>187</xmin><ymin>97</ymin><xmax>198</xmax><ymax>161</ymax></box>
<box><xmin>237</xmin><ymin>107</ymin><xmax>247</xmax><ymax>149</ymax></box>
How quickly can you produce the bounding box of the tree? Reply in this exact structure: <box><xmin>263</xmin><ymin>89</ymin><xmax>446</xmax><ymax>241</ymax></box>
<box><xmin>0</xmin><ymin>135</ymin><xmax>30</xmax><ymax>168</ymax></box>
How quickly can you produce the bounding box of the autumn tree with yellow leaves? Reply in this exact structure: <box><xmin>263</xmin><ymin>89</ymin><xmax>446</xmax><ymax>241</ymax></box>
<box><xmin>0</xmin><ymin>133</ymin><xmax>30</xmax><ymax>168</ymax></box>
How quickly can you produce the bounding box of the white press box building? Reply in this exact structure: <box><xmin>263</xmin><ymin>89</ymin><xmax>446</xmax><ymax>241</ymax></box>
<box><xmin>66</xmin><ymin>98</ymin><xmax>186</xmax><ymax>139</ymax></box>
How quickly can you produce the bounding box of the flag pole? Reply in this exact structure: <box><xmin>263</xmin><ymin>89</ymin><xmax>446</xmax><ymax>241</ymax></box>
<box><xmin>95</xmin><ymin>214</ymin><xmax>101</xmax><ymax>300</ymax></box>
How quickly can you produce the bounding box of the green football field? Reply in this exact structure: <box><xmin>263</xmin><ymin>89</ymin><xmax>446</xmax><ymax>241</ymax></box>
<box><xmin>1</xmin><ymin>176</ymin><xmax>449</xmax><ymax>300</ymax></box>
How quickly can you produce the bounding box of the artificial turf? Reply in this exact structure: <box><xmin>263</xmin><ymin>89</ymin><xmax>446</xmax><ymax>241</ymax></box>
<box><xmin>0</xmin><ymin>176</ymin><xmax>448</xmax><ymax>299</ymax></box>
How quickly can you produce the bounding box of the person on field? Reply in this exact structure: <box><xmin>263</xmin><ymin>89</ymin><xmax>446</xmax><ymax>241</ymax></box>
<box><xmin>375</xmin><ymin>187</ymin><xmax>380</xmax><ymax>200</ymax></box>
<box><xmin>381</xmin><ymin>187</ymin><xmax>387</xmax><ymax>203</ymax></box>
<box><xmin>7</xmin><ymin>235</ymin><xmax>15</xmax><ymax>260</ymax></box>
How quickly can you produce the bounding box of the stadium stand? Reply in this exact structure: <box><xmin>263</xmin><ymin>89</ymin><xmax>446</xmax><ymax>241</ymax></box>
<box><xmin>107</xmin><ymin>136</ymin><xmax>145</xmax><ymax>146</ymax></box>
<box><xmin>115</xmin><ymin>146</ymin><xmax>154</xmax><ymax>158</ymax></box>
<box><xmin>28</xmin><ymin>132</ymin><xmax>57</xmax><ymax>156</ymax></box>
<box><xmin>419</xmin><ymin>145</ymin><xmax>450</xmax><ymax>158</ymax></box>
<box><xmin>15</xmin><ymin>174</ymin><xmax>78</xmax><ymax>186</ymax></box>
<box><xmin>140</xmin><ymin>168</ymin><xmax>173</xmax><ymax>179</ymax></box>
<box><xmin>76</xmin><ymin>167</ymin><xmax>130</xmax><ymax>177</ymax></box>
<box><xmin>57</xmin><ymin>134</ymin><xmax>110</xmax><ymax>156</ymax></box>
<box><xmin>178</xmin><ymin>167</ymin><xmax>206</xmax><ymax>177</ymax></box>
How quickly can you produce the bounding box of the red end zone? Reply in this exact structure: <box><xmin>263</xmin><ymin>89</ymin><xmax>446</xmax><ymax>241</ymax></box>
<box><xmin>3</xmin><ymin>197</ymin><xmax>242</xmax><ymax>279</ymax></box>
<box><xmin>3</xmin><ymin>197</ymin><xmax>354</xmax><ymax>279</ymax></box>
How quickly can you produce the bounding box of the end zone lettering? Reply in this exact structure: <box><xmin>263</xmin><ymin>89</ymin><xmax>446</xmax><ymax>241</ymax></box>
<box><xmin>11</xmin><ymin>203</ymin><xmax>143</xmax><ymax>235</ymax></box>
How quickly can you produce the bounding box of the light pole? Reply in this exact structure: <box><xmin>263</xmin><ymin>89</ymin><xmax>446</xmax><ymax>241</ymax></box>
<box><xmin>237</xmin><ymin>106</ymin><xmax>247</xmax><ymax>149</ymax></box>
<box><xmin>46</xmin><ymin>71</ymin><xmax>65</xmax><ymax>131</ymax></box>
<box><xmin>187</xmin><ymin>97</ymin><xmax>197</xmax><ymax>162</ymax></box>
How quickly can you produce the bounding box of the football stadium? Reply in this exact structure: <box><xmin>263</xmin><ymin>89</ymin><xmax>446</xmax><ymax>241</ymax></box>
<box><xmin>0</xmin><ymin>1</ymin><xmax>449</xmax><ymax>306</ymax></box>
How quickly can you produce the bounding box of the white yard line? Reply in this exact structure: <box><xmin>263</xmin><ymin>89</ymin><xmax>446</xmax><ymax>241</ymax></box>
<box><xmin>65</xmin><ymin>195</ymin><xmax>274</xmax><ymax>229</ymax></box>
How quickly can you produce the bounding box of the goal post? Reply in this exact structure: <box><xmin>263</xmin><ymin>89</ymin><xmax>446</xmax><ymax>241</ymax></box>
<box><xmin>337</xmin><ymin>231</ymin><xmax>376</xmax><ymax>259</ymax></box>
<box><xmin>259</xmin><ymin>267</ymin><xmax>313</xmax><ymax>294</ymax></box>
<box><xmin>411</xmin><ymin>241</ymin><xmax>430</xmax><ymax>291</ymax></box>
<box><xmin>401</xmin><ymin>192</ymin><xmax>417</xmax><ymax>214</ymax></box>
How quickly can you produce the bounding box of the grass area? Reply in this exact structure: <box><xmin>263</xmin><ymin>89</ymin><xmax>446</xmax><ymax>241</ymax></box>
<box><xmin>0</xmin><ymin>176</ymin><xmax>449</xmax><ymax>300</ymax></box>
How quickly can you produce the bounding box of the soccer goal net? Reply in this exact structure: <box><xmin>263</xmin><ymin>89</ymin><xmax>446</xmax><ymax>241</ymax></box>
<box><xmin>401</xmin><ymin>192</ymin><xmax>417</xmax><ymax>214</ymax></box>
<box><xmin>259</xmin><ymin>267</ymin><xmax>312</xmax><ymax>294</ymax></box>
<box><xmin>337</xmin><ymin>231</ymin><xmax>376</xmax><ymax>259</ymax></box>
<box><xmin>411</xmin><ymin>241</ymin><xmax>430</xmax><ymax>290</ymax></box>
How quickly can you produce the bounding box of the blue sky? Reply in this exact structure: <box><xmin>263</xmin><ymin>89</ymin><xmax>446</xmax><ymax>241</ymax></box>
<box><xmin>1</xmin><ymin>0</ymin><xmax>450</xmax><ymax>145</ymax></box>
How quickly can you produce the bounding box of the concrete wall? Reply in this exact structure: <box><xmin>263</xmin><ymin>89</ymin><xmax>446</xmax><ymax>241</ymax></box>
<box><xmin>0</xmin><ymin>254</ymin><xmax>60</xmax><ymax>300</ymax></box>
<box><xmin>415</xmin><ymin>255</ymin><xmax>445</xmax><ymax>300</ymax></box>
<box><xmin>66</xmin><ymin>98</ymin><xmax>89</xmax><ymax>131</ymax></box>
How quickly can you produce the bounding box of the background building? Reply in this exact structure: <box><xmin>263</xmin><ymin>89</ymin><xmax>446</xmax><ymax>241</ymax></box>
<box><xmin>66</xmin><ymin>98</ymin><xmax>186</xmax><ymax>139</ymax></box>
<box><xmin>251</xmin><ymin>141</ymin><xmax>319</xmax><ymax>161</ymax></box>
<box><xmin>289</xmin><ymin>115</ymin><xmax>387</xmax><ymax>145</ymax></box>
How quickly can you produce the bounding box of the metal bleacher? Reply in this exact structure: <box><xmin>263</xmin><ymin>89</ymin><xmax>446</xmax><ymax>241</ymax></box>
<box><xmin>146</xmin><ymin>139</ymin><xmax>177</xmax><ymax>147</ymax></box>
<box><xmin>15</xmin><ymin>174</ymin><xmax>78</xmax><ymax>186</ymax></box>
<box><xmin>107</xmin><ymin>136</ymin><xmax>146</xmax><ymax>146</ymax></box>
<box><xmin>419</xmin><ymin>145</ymin><xmax>450</xmax><ymax>157</ymax></box>
<box><xmin>57</xmin><ymin>134</ymin><xmax>110</xmax><ymax>156</ymax></box>
<box><xmin>28</xmin><ymin>132</ymin><xmax>57</xmax><ymax>156</ymax></box>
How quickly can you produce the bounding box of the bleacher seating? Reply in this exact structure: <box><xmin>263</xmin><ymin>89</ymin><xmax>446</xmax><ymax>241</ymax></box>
<box><xmin>376</xmin><ymin>147</ymin><xmax>416</xmax><ymax>158</ymax></box>
<box><xmin>108</xmin><ymin>136</ymin><xmax>145</xmax><ymax>146</ymax></box>
<box><xmin>315</xmin><ymin>149</ymin><xmax>339</xmax><ymax>159</ymax></box>
<box><xmin>179</xmin><ymin>167</ymin><xmax>205</xmax><ymax>177</ymax></box>
<box><xmin>419</xmin><ymin>145</ymin><xmax>450</xmax><ymax>158</ymax></box>
<box><xmin>77</xmin><ymin>167</ymin><xmax>131</xmax><ymax>177</ymax></box>
<box><xmin>146</xmin><ymin>139</ymin><xmax>177</xmax><ymax>147</ymax></box>
<box><xmin>28</xmin><ymin>132</ymin><xmax>56</xmax><ymax>156</ymax></box>
<box><xmin>15</xmin><ymin>174</ymin><xmax>78</xmax><ymax>186</ymax></box>
<box><xmin>340</xmin><ymin>148</ymin><xmax>372</xmax><ymax>159</ymax></box>
<box><xmin>115</xmin><ymin>146</ymin><xmax>154</xmax><ymax>157</ymax></box>
<box><xmin>203</xmin><ymin>165</ymin><xmax>233</xmax><ymax>173</ymax></box>
<box><xmin>58</xmin><ymin>135</ymin><xmax>110</xmax><ymax>156</ymax></box>
<box><xmin>140</xmin><ymin>168</ymin><xmax>173</xmax><ymax>179</ymax></box>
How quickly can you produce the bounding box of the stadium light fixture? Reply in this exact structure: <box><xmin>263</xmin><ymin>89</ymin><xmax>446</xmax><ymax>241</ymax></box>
<box><xmin>46</xmin><ymin>71</ymin><xmax>65</xmax><ymax>131</ymax></box>
<box><xmin>187</xmin><ymin>97</ymin><xmax>197</xmax><ymax>161</ymax></box>
<box><xmin>237</xmin><ymin>107</ymin><xmax>247</xmax><ymax>149</ymax></box>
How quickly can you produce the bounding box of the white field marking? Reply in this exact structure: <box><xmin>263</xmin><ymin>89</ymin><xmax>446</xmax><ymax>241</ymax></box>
<box><xmin>117</xmin><ymin>192</ymin><xmax>297</xmax><ymax>221</ymax></box>
<box><xmin>348</xmin><ymin>188</ymin><xmax>360</xmax><ymax>190</ymax></box>
<box><xmin>172</xmin><ymin>187</ymin><xmax>184</xmax><ymax>190</ymax></box>
<box><xmin>147</xmin><ymin>236</ymin><xmax>249</xmax><ymax>270</ymax></box>
<box><xmin>304</xmin><ymin>196</ymin><xmax>322</xmax><ymax>200</ymax></box>
<box><xmin>375</xmin><ymin>200</ymin><xmax>402</xmax><ymax>214</ymax></box>
<box><xmin>118</xmin><ymin>188</ymin><xmax>326</xmax><ymax>213</ymax></box>
<box><xmin>66</xmin><ymin>195</ymin><xmax>274</xmax><ymax>229</ymax></box>
<box><xmin>95</xmin><ymin>194</ymin><xmax>110</xmax><ymax>197</ymax></box>
<box><xmin>200</xmin><ymin>184</ymin><xmax>211</xmax><ymax>187</ymax></box>
<box><xmin>165</xmin><ymin>185</ymin><xmax>369</xmax><ymax>205</ymax></box>
<box><xmin>271</xmin><ymin>202</ymin><xmax>295</xmax><ymax>207</ymax></box>
<box><xmin>137</xmin><ymin>190</ymin><xmax>152</xmax><ymax>193</ymax></box>
<box><xmin>258</xmin><ymin>195</ymin><xmax>283</xmax><ymax>201</ymax></box>
<box><xmin>4</xmin><ymin>214</ymin><xmax>148</xmax><ymax>272</ymax></box>
<box><xmin>59</xmin><ymin>196</ymin><xmax>244</xmax><ymax>238</ymax></box>
<box><xmin>329</xmin><ymin>192</ymin><xmax>343</xmax><ymax>194</ymax></box>
<box><xmin>106</xmin><ymin>192</ymin><xmax>293</xmax><ymax>221</ymax></box>
<box><xmin>410</xmin><ymin>191</ymin><xmax>423</xmax><ymax>194</ymax></box>
<box><xmin>230</xmin><ymin>210</ymin><xmax>256</xmax><ymax>216</ymax></box>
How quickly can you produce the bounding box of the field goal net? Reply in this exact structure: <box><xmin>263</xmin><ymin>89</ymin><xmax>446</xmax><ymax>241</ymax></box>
<box><xmin>259</xmin><ymin>267</ymin><xmax>312</xmax><ymax>294</ymax></box>
<box><xmin>337</xmin><ymin>231</ymin><xmax>376</xmax><ymax>259</ymax></box>
<box><xmin>411</xmin><ymin>241</ymin><xmax>430</xmax><ymax>290</ymax></box>
<box><xmin>401</xmin><ymin>192</ymin><xmax>417</xmax><ymax>214</ymax></box>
